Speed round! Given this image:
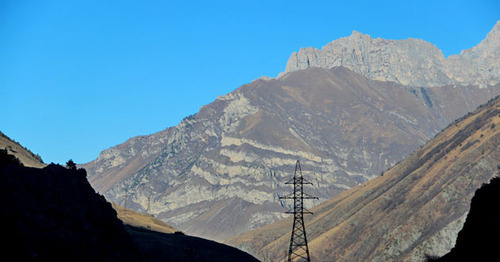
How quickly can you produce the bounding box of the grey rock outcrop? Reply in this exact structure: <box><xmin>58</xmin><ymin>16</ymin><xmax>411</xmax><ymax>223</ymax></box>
<box><xmin>281</xmin><ymin>21</ymin><xmax>500</xmax><ymax>88</ymax></box>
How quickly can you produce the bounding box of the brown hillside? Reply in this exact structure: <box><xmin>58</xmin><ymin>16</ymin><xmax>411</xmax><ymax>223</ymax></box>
<box><xmin>226</xmin><ymin>96</ymin><xmax>500</xmax><ymax>261</ymax></box>
<box><xmin>0</xmin><ymin>131</ymin><xmax>45</xmax><ymax>168</ymax></box>
<box><xmin>112</xmin><ymin>203</ymin><xmax>177</xmax><ymax>234</ymax></box>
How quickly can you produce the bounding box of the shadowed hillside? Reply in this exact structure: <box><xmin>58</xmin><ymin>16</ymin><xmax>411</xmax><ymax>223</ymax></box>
<box><xmin>0</xmin><ymin>149</ymin><xmax>258</xmax><ymax>261</ymax></box>
<box><xmin>226</xmin><ymin>96</ymin><xmax>500</xmax><ymax>261</ymax></box>
<box><xmin>431</xmin><ymin>176</ymin><xmax>500</xmax><ymax>261</ymax></box>
<box><xmin>0</xmin><ymin>149</ymin><xmax>141</xmax><ymax>261</ymax></box>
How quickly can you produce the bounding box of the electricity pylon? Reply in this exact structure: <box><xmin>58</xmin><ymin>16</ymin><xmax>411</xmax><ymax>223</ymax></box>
<box><xmin>279</xmin><ymin>160</ymin><xmax>318</xmax><ymax>261</ymax></box>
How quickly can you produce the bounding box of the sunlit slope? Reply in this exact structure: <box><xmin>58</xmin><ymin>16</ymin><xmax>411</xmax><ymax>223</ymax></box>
<box><xmin>112</xmin><ymin>203</ymin><xmax>177</xmax><ymax>234</ymax></box>
<box><xmin>0</xmin><ymin>131</ymin><xmax>45</xmax><ymax>168</ymax></box>
<box><xmin>227</xmin><ymin>96</ymin><xmax>500</xmax><ymax>261</ymax></box>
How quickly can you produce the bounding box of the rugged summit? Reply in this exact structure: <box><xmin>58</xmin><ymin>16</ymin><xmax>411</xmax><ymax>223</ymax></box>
<box><xmin>282</xmin><ymin>21</ymin><xmax>500</xmax><ymax>88</ymax></box>
<box><xmin>227</xmin><ymin>96</ymin><xmax>500</xmax><ymax>261</ymax></box>
<box><xmin>83</xmin><ymin>66</ymin><xmax>499</xmax><ymax>241</ymax></box>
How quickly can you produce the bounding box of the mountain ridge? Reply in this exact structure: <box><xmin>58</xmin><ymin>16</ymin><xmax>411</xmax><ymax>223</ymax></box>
<box><xmin>281</xmin><ymin>21</ymin><xmax>499</xmax><ymax>88</ymax></box>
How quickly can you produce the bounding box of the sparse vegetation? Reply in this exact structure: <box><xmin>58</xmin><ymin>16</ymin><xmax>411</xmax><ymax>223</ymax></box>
<box><xmin>0</xmin><ymin>148</ymin><xmax>22</xmax><ymax>166</ymax></box>
<box><xmin>66</xmin><ymin>159</ymin><xmax>77</xmax><ymax>170</ymax></box>
<box><xmin>0</xmin><ymin>131</ymin><xmax>43</xmax><ymax>163</ymax></box>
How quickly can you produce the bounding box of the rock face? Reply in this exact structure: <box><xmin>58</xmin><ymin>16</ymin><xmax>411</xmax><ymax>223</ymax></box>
<box><xmin>281</xmin><ymin>22</ymin><xmax>500</xmax><ymax>88</ymax></box>
<box><xmin>83</xmin><ymin>66</ymin><xmax>499</xmax><ymax>241</ymax></box>
<box><xmin>226</xmin><ymin>96</ymin><xmax>500</xmax><ymax>261</ymax></box>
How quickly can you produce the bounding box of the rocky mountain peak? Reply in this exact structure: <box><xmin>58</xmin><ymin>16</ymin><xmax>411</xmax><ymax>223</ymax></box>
<box><xmin>280</xmin><ymin>21</ymin><xmax>499</xmax><ymax>88</ymax></box>
<box><xmin>482</xmin><ymin>20</ymin><xmax>500</xmax><ymax>44</ymax></box>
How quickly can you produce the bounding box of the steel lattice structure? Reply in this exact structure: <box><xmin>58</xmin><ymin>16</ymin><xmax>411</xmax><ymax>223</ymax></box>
<box><xmin>280</xmin><ymin>160</ymin><xmax>318</xmax><ymax>262</ymax></box>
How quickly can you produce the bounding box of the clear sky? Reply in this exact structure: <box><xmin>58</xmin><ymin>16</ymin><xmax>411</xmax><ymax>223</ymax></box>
<box><xmin>0</xmin><ymin>0</ymin><xmax>498</xmax><ymax>164</ymax></box>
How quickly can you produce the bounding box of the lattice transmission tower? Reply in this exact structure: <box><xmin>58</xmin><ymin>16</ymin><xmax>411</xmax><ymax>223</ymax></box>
<box><xmin>280</xmin><ymin>160</ymin><xmax>318</xmax><ymax>261</ymax></box>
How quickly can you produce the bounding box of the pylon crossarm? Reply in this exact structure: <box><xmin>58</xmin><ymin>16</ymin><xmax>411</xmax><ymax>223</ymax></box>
<box><xmin>300</xmin><ymin>177</ymin><xmax>314</xmax><ymax>185</ymax></box>
<box><xmin>302</xmin><ymin>192</ymin><xmax>318</xmax><ymax>199</ymax></box>
<box><xmin>279</xmin><ymin>193</ymin><xmax>296</xmax><ymax>199</ymax></box>
<box><xmin>302</xmin><ymin>210</ymin><xmax>314</xmax><ymax>215</ymax></box>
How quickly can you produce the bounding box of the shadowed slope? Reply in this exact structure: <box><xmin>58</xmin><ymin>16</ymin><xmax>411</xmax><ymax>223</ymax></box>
<box><xmin>0</xmin><ymin>151</ymin><xmax>141</xmax><ymax>261</ymax></box>
<box><xmin>0</xmin><ymin>149</ymin><xmax>258</xmax><ymax>261</ymax></box>
<box><xmin>433</xmin><ymin>177</ymin><xmax>500</xmax><ymax>261</ymax></box>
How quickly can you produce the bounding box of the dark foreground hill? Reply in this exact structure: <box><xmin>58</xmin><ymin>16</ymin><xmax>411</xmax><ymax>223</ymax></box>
<box><xmin>432</xmin><ymin>176</ymin><xmax>500</xmax><ymax>262</ymax></box>
<box><xmin>0</xmin><ymin>149</ymin><xmax>258</xmax><ymax>261</ymax></box>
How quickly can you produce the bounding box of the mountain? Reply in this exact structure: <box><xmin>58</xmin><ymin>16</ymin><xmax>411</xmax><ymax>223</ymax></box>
<box><xmin>282</xmin><ymin>21</ymin><xmax>500</xmax><ymax>88</ymax></box>
<box><xmin>0</xmin><ymin>131</ymin><xmax>45</xmax><ymax>168</ymax></box>
<box><xmin>226</xmin><ymin>96</ymin><xmax>500</xmax><ymax>261</ymax></box>
<box><xmin>0</xmin><ymin>149</ymin><xmax>258</xmax><ymax>261</ymax></box>
<box><xmin>83</xmin><ymin>23</ymin><xmax>500</xmax><ymax>241</ymax></box>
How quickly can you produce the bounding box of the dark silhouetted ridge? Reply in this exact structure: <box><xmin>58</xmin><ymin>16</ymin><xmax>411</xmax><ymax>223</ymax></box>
<box><xmin>0</xmin><ymin>149</ymin><xmax>141</xmax><ymax>261</ymax></box>
<box><xmin>0</xmin><ymin>149</ymin><xmax>259</xmax><ymax>261</ymax></box>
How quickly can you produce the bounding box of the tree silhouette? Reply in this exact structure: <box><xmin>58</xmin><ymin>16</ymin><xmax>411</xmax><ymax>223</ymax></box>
<box><xmin>66</xmin><ymin>159</ymin><xmax>76</xmax><ymax>170</ymax></box>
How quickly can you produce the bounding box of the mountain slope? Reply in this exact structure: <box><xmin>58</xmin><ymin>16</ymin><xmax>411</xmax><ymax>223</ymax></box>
<box><xmin>83</xmin><ymin>66</ymin><xmax>498</xmax><ymax>241</ymax></box>
<box><xmin>0</xmin><ymin>131</ymin><xmax>45</xmax><ymax>168</ymax></box>
<box><xmin>113</xmin><ymin>203</ymin><xmax>177</xmax><ymax>234</ymax></box>
<box><xmin>226</xmin><ymin>96</ymin><xmax>500</xmax><ymax>261</ymax></box>
<box><xmin>282</xmin><ymin>21</ymin><xmax>499</xmax><ymax>88</ymax></box>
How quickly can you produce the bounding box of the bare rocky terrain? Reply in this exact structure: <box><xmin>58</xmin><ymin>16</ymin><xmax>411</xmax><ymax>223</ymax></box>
<box><xmin>282</xmin><ymin>22</ymin><xmax>499</xmax><ymax>88</ymax></box>
<box><xmin>82</xmin><ymin>22</ymin><xmax>500</xmax><ymax>241</ymax></box>
<box><xmin>226</xmin><ymin>96</ymin><xmax>500</xmax><ymax>261</ymax></box>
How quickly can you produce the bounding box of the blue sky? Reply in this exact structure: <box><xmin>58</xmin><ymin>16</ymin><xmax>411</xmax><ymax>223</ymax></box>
<box><xmin>0</xmin><ymin>0</ymin><xmax>498</xmax><ymax>164</ymax></box>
